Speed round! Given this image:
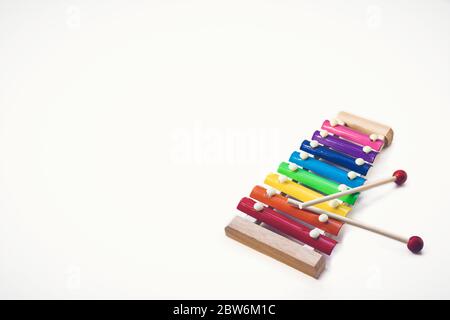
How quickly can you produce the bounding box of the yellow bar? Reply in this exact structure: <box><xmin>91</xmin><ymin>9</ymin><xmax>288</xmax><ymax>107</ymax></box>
<box><xmin>264</xmin><ymin>173</ymin><xmax>352</xmax><ymax>217</ymax></box>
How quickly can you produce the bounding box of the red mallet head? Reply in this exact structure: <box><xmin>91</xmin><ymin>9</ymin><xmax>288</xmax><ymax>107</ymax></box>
<box><xmin>407</xmin><ymin>236</ymin><xmax>424</xmax><ymax>254</ymax></box>
<box><xmin>393</xmin><ymin>170</ymin><xmax>408</xmax><ymax>185</ymax></box>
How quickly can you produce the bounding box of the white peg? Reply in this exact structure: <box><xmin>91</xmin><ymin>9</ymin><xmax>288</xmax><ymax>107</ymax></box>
<box><xmin>319</xmin><ymin>130</ymin><xmax>329</xmax><ymax>138</ymax></box>
<box><xmin>347</xmin><ymin>171</ymin><xmax>358</xmax><ymax>180</ymax></box>
<box><xmin>328</xmin><ymin>199</ymin><xmax>341</xmax><ymax>208</ymax></box>
<box><xmin>309</xmin><ymin>228</ymin><xmax>321</xmax><ymax>239</ymax></box>
<box><xmin>310</xmin><ymin>140</ymin><xmax>320</xmax><ymax>148</ymax></box>
<box><xmin>355</xmin><ymin>158</ymin><xmax>365</xmax><ymax>166</ymax></box>
<box><xmin>266</xmin><ymin>188</ymin><xmax>277</xmax><ymax>197</ymax></box>
<box><xmin>300</xmin><ymin>152</ymin><xmax>309</xmax><ymax>160</ymax></box>
<box><xmin>369</xmin><ymin>133</ymin><xmax>378</xmax><ymax>141</ymax></box>
<box><xmin>363</xmin><ymin>146</ymin><xmax>372</xmax><ymax>153</ymax></box>
<box><xmin>330</xmin><ymin>119</ymin><xmax>338</xmax><ymax>127</ymax></box>
<box><xmin>253</xmin><ymin>202</ymin><xmax>264</xmax><ymax>211</ymax></box>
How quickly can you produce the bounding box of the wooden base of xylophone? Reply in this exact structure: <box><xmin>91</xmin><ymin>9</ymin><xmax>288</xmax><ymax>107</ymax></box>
<box><xmin>225</xmin><ymin>216</ymin><xmax>326</xmax><ymax>278</ymax></box>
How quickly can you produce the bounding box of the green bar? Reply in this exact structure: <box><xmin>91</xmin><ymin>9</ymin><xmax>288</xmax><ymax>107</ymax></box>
<box><xmin>277</xmin><ymin>162</ymin><xmax>359</xmax><ymax>205</ymax></box>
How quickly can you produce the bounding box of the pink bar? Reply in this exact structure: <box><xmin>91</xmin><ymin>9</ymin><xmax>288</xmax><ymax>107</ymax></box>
<box><xmin>321</xmin><ymin>120</ymin><xmax>384</xmax><ymax>151</ymax></box>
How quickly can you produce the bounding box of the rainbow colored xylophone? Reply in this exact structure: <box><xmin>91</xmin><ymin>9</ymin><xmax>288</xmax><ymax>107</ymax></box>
<box><xmin>225</xmin><ymin>112</ymin><xmax>423</xmax><ymax>278</ymax></box>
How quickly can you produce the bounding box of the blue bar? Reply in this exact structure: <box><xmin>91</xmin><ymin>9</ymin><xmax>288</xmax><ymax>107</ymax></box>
<box><xmin>289</xmin><ymin>151</ymin><xmax>366</xmax><ymax>188</ymax></box>
<box><xmin>300</xmin><ymin>140</ymin><xmax>371</xmax><ymax>176</ymax></box>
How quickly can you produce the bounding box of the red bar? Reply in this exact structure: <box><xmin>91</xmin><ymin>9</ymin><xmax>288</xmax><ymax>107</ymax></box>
<box><xmin>237</xmin><ymin>197</ymin><xmax>337</xmax><ymax>255</ymax></box>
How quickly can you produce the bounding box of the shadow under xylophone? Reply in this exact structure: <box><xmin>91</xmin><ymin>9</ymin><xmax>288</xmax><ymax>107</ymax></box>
<box><xmin>225</xmin><ymin>111</ymin><xmax>421</xmax><ymax>279</ymax></box>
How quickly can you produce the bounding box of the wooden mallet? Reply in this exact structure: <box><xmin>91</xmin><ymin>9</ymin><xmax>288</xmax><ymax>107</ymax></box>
<box><xmin>287</xmin><ymin>198</ymin><xmax>424</xmax><ymax>253</ymax></box>
<box><xmin>299</xmin><ymin>170</ymin><xmax>408</xmax><ymax>209</ymax></box>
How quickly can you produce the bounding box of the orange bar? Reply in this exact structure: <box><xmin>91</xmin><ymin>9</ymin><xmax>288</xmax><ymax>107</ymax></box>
<box><xmin>250</xmin><ymin>186</ymin><xmax>344</xmax><ymax>236</ymax></box>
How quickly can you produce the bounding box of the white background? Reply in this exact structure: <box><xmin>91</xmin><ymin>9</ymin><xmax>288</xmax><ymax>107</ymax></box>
<box><xmin>1</xmin><ymin>0</ymin><xmax>449</xmax><ymax>299</ymax></box>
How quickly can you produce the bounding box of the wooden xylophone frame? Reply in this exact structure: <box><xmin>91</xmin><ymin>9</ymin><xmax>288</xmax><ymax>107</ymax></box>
<box><xmin>225</xmin><ymin>111</ymin><xmax>394</xmax><ymax>278</ymax></box>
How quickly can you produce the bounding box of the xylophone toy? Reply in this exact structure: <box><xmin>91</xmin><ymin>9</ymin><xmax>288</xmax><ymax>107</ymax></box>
<box><xmin>225</xmin><ymin>111</ymin><xmax>423</xmax><ymax>279</ymax></box>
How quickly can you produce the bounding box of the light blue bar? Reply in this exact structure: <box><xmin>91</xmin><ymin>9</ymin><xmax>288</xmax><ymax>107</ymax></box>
<box><xmin>289</xmin><ymin>151</ymin><xmax>366</xmax><ymax>188</ymax></box>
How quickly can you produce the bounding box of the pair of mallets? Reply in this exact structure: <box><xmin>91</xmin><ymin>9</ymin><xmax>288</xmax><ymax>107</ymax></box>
<box><xmin>287</xmin><ymin>170</ymin><xmax>424</xmax><ymax>253</ymax></box>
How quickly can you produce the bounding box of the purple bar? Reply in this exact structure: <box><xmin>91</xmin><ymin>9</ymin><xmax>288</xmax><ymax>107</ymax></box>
<box><xmin>311</xmin><ymin>130</ymin><xmax>378</xmax><ymax>163</ymax></box>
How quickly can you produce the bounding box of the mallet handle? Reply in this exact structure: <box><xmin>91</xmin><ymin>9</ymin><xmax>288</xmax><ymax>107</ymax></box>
<box><xmin>288</xmin><ymin>198</ymin><xmax>408</xmax><ymax>243</ymax></box>
<box><xmin>300</xmin><ymin>176</ymin><xmax>396</xmax><ymax>209</ymax></box>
